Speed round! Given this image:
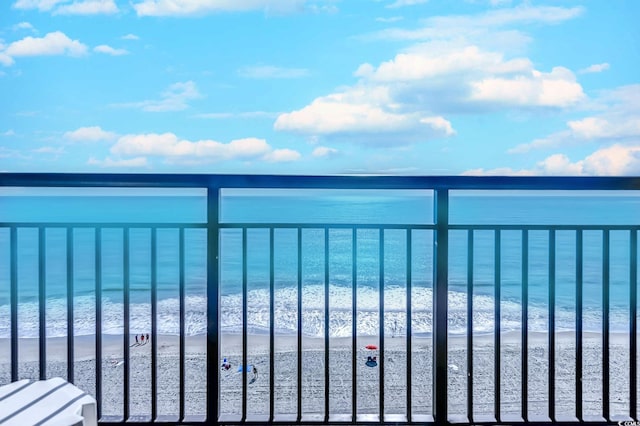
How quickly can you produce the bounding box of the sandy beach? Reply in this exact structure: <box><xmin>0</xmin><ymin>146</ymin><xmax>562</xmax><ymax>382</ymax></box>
<box><xmin>0</xmin><ymin>332</ymin><xmax>635</xmax><ymax>420</ymax></box>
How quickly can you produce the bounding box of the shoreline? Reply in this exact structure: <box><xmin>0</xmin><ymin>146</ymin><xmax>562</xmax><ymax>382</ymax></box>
<box><xmin>0</xmin><ymin>331</ymin><xmax>636</xmax><ymax>418</ymax></box>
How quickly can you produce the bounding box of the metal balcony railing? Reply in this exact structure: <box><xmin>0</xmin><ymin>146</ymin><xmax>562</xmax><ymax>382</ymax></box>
<box><xmin>0</xmin><ymin>173</ymin><xmax>639</xmax><ymax>425</ymax></box>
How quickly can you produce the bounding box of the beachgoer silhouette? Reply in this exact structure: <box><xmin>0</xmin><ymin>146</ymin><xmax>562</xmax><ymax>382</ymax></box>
<box><xmin>140</xmin><ymin>334</ymin><xmax>145</xmax><ymax>344</ymax></box>
<box><xmin>135</xmin><ymin>335</ymin><xmax>139</xmax><ymax>344</ymax></box>
<box><xmin>221</xmin><ymin>358</ymin><xmax>231</xmax><ymax>371</ymax></box>
<box><xmin>365</xmin><ymin>356</ymin><xmax>377</xmax><ymax>367</ymax></box>
<box><xmin>249</xmin><ymin>366</ymin><xmax>258</xmax><ymax>384</ymax></box>
<box><xmin>146</xmin><ymin>333</ymin><xmax>150</xmax><ymax>343</ymax></box>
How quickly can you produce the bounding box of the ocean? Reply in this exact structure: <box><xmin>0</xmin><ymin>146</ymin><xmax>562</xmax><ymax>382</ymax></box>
<box><xmin>0</xmin><ymin>189</ymin><xmax>639</xmax><ymax>340</ymax></box>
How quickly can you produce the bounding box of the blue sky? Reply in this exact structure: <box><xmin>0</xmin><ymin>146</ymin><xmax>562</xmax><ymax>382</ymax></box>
<box><xmin>0</xmin><ymin>0</ymin><xmax>639</xmax><ymax>175</ymax></box>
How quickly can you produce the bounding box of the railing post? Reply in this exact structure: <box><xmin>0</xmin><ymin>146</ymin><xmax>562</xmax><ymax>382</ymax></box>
<box><xmin>433</xmin><ymin>189</ymin><xmax>449</xmax><ymax>425</ymax></box>
<box><xmin>207</xmin><ymin>185</ymin><xmax>221</xmax><ymax>423</ymax></box>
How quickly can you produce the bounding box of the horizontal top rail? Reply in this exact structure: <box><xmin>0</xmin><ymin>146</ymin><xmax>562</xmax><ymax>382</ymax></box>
<box><xmin>1</xmin><ymin>173</ymin><xmax>640</xmax><ymax>191</ymax></box>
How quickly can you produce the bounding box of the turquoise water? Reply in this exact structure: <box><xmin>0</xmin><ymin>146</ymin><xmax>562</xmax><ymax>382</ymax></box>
<box><xmin>0</xmin><ymin>190</ymin><xmax>638</xmax><ymax>338</ymax></box>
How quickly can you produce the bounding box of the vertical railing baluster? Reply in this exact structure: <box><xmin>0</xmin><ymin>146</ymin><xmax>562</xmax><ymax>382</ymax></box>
<box><xmin>494</xmin><ymin>229</ymin><xmax>501</xmax><ymax>422</ymax></box>
<box><xmin>269</xmin><ymin>228</ymin><xmax>275</xmax><ymax>421</ymax></box>
<box><xmin>629</xmin><ymin>229</ymin><xmax>638</xmax><ymax>420</ymax></box>
<box><xmin>241</xmin><ymin>227</ymin><xmax>248</xmax><ymax>422</ymax></box>
<box><xmin>576</xmin><ymin>229</ymin><xmax>583</xmax><ymax>421</ymax></box>
<box><xmin>406</xmin><ymin>229</ymin><xmax>412</xmax><ymax>423</ymax></box>
<box><xmin>324</xmin><ymin>228</ymin><xmax>330</xmax><ymax>422</ymax></box>
<box><xmin>123</xmin><ymin>228</ymin><xmax>130</xmax><ymax>421</ymax></box>
<box><xmin>179</xmin><ymin>228</ymin><xmax>186</xmax><ymax>422</ymax></box>
<box><xmin>549</xmin><ymin>229</ymin><xmax>556</xmax><ymax>422</ymax></box>
<box><xmin>352</xmin><ymin>228</ymin><xmax>358</xmax><ymax>422</ymax></box>
<box><xmin>66</xmin><ymin>227</ymin><xmax>74</xmax><ymax>383</ymax></box>
<box><xmin>10</xmin><ymin>227</ymin><xmax>18</xmax><ymax>383</ymax></box>
<box><xmin>379</xmin><ymin>228</ymin><xmax>385</xmax><ymax>422</ymax></box>
<box><xmin>603</xmin><ymin>230</ymin><xmax>611</xmax><ymax>421</ymax></box>
<box><xmin>631</xmin><ymin>229</ymin><xmax>638</xmax><ymax>421</ymax></box>
<box><xmin>297</xmin><ymin>228</ymin><xmax>303</xmax><ymax>422</ymax></box>
<box><xmin>521</xmin><ymin>230</ymin><xmax>529</xmax><ymax>421</ymax></box>
<box><xmin>466</xmin><ymin>230</ymin><xmax>474</xmax><ymax>422</ymax></box>
<box><xmin>39</xmin><ymin>227</ymin><xmax>46</xmax><ymax>380</ymax></box>
<box><xmin>151</xmin><ymin>228</ymin><xmax>158</xmax><ymax>421</ymax></box>
<box><xmin>207</xmin><ymin>186</ymin><xmax>221</xmax><ymax>423</ymax></box>
<box><xmin>433</xmin><ymin>189</ymin><xmax>449</xmax><ymax>426</ymax></box>
<box><xmin>95</xmin><ymin>228</ymin><xmax>103</xmax><ymax>420</ymax></box>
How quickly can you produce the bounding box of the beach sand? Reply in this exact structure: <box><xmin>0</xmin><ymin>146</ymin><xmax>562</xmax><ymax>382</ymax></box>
<box><xmin>0</xmin><ymin>332</ymin><xmax>635</xmax><ymax>421</ymax></box>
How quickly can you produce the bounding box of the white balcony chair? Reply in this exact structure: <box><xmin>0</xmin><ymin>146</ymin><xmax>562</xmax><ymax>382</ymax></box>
<box><xmin>0</xmin><ymin>377</ymin><xmax>97</xmax><ymax>426</ymax></box>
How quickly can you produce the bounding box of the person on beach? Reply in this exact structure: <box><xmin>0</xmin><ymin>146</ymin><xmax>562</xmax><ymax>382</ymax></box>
<box><xmin>140</xmin><ymin>334</ymin><xmax>145</xmax><ymax>344</ymax></box>
<box><xmin>365</xmin><ymin>356</ymin><xmax>377</xmax><ymax>367</ymax></box>
<box><xmin>135</xmin><ymin>335</ymin><xmax>139</xmax><ymax>345</ymax></box>
<box><xmin>249</xmin><ymin>366</ymin><xmax>258</xmax><ymax>384</ymax></box>
<box><xmin>221</xmin><ymin>358</ymin><xmax>231</xmax><ymax>370</ymax></box>
<box><xmin>146</xmin><ymin>333</ymin><xmax>150</xmax><ymax>343</ymax></box>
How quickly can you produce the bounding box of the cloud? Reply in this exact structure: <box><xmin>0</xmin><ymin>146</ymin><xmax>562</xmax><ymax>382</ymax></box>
<box><xmin>579</xmin><ymin>62</ymin><xmax>610</xmax><ymax>74</ymax></box>
<box><xmin>13</xmin><ymin>0</ymin><xmax>118</xmax><ymax>14</ymax></box>
<box><xmin>509</xmin><ymin>84</ymin><xmax>640</xmax><ymax>153</ymax></box>
<box><xmin>387</xmin><ymin>0</ymin><xmax>429</xmax><ymax>8</ymax></box>
<box><xmin>238</xmin><ymin>65</ymin><xmax>310</xmax><ymax>79</ymax></box>
<box><xmin>466</xmin><ymin>145</ymin><xmax>640</xmax><ymax>176</ymax></box>
<box><xmin>108</xmin><ymin>132</ymin><xmax>301</xmax><ymax>164</ymax></box>
<box><xmin>2</xmin><ymin>130</ymin><xmax>16</xmax><ymax>136</ymax></box>
<box><xmin>12</xmin><ymin>22</ymin><xmax>36</xmax><ymax>32</ymax></box>
<box><xmin>13</xmin><ymin>0</ymin><xmax>66</xmax><ymax>11</ymax></box>
<box><xmin>54</xmin><ymin>0</ymin><xmax>118</xmax><ymax>15</ymax></box>
<box><xmin>469</xmin><ymin>66</ymin><xmax>584</xmax><ymax>108</ymax></box>
<box><xmin>312</xmin><ymin>146</ymin><xmax>338</xmax><ymax>157</ymax></box>
<box><xmin>94</xmin><ymin>44</ymin><xmax>129</xmax><ymax>56</ymax></box>
<box><xmin>121</xmin><ymin>34</ymin><xmax>140</xmax><ymax>40</ymax></box>
<box><xmin>263</xmin><ymin>149</ymin><xmax>302</xmax><ymax>162</ymax></box>
<box><xmin>132</xmin><ymin>0</ymin><xmax>305</xmax><ymax>17</ymax></box>
<box><xmin>274</xmin><ymin>85</ymin><xmax>455</xmax><ymax>144</ymax></box>
<box><xmin>277</xmin><ymin>4</ymin><xmax>590</xmax><ymax>147</ymax></box>
<box><xmin>64</xmin><ymin>126</ymin><xmax>117</xmax><ymax>142</ymax></box>
<box><xmin>2</xmin><ymin>31</ymin><xmax>87</xmax><ymax>65</ymax></box>
<box><xmin>367</xmin><ymin>4</ymin><xmax>583</xmax><ymax>51</ymax></box>
<box><xmin>113</xmin><ymin>81</ymin><xmax>202</xmax><ymax>112</ymax></box>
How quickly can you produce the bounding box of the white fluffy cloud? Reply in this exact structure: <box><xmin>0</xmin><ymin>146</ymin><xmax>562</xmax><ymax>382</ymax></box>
<box><xmin>579</xmin><ymin>63</ymin><xmax>610</xmax><ymax>74</ymax></box>
<box><xmin>277</xmin><ymin>4</ymin><xmax>588</xmax><ymax>147</ymax></box>
<box><xmin>54</xmin><ymin>0</ymin><xmax>118</xmax><ymax>14</ymax></box>
<box><xmin>510</xmin><ymin>85</ymin><xmax>640</xmax><ymax>154</ymax></box>
<box><xmin>113</xmin><ymin>81</ymin><xmax>202</xmax><ymax>112</ymax></box>
<box><xmin>94</xmin><ymin>45</ymin><xmax>129</xmax><ymax>56</ymax></box>
<box><xmin>132</xmin><ymin>0</ymin><xmax>305</xmax><ymax>16</ymax></box>
<box><xmin>64</xmin><ymin>126</ymin><xmax>117</xmax><ymax>142</ymax></box>
<box><xmin>1</xmin><ymin>31</ymin><xmax>87</xmax><ymax>65</ymax></box>
<box><xmin>466</xmin><ymin>145</ymin><xmax>640</xmax><ymax>176</ymax></box>
<box><xmin>13</xmin><ymin>0</ymin><xmax>66</xmax><ymax>11</ymax></box>
<box><xmin>469</xmin><ymin>66</ymin><xmax>584</xmax><ymax>108</ymax></box>
<box><xmin>108</xmin><ymin>132</ymin><xmax>301</xmax><ymax>164</ymax></box>
<box><xmin>312</xmin><ymin>146</ymin><xmax>338</xmax><ymax>157</ymax></box>
<box><xmin>274</xmin><ymin>85</ymin><xmax>455</xmax><ymax>144</ymax></box>
<box><xmin>13</xmin><ymin>0</ymin><xmax>118</xmax><ymax>14</ymax></box>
